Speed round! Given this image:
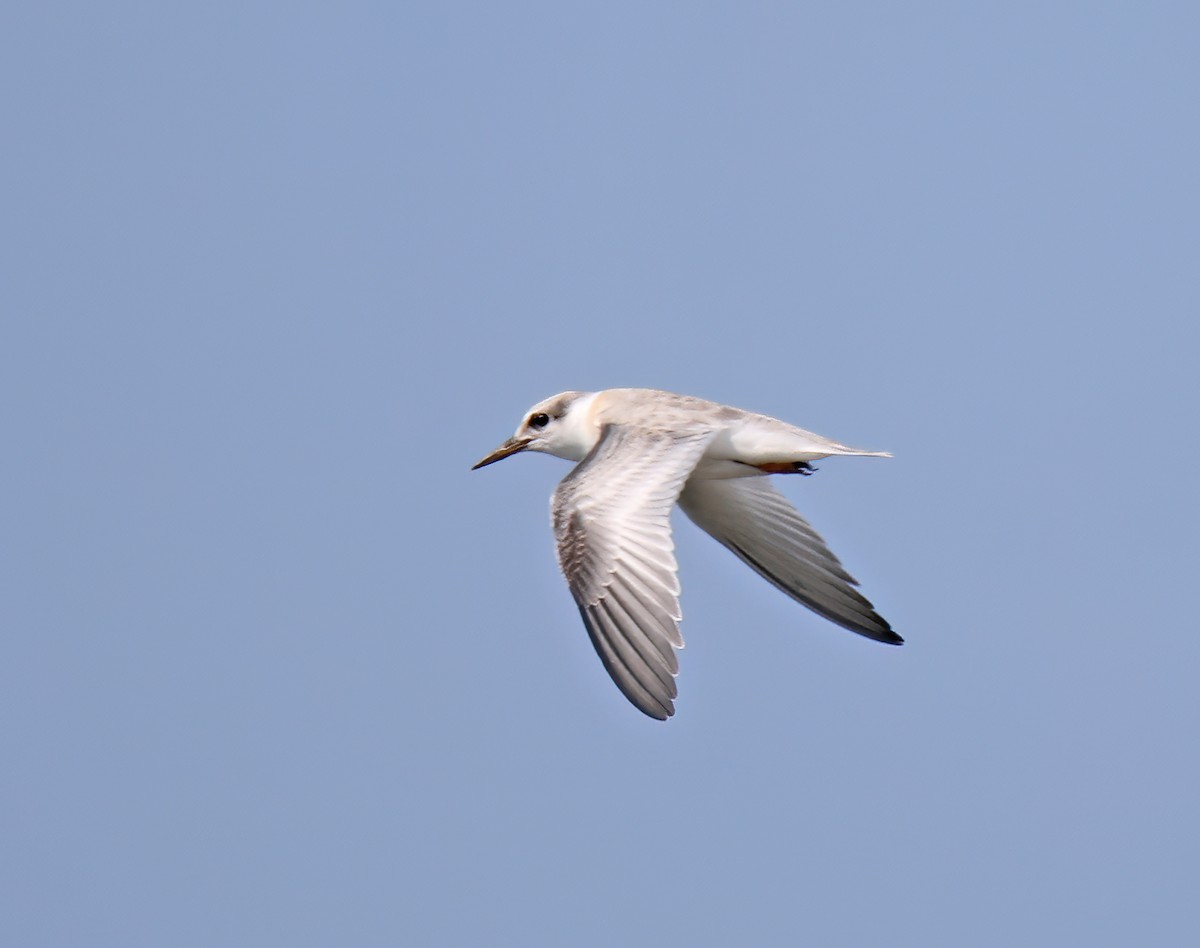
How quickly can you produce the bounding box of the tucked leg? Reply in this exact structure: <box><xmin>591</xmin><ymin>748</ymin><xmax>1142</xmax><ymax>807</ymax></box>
<box><xmin>755</xmin><ymin>460</ymin><xmax>817</xmax><ymax>475</ymax></box>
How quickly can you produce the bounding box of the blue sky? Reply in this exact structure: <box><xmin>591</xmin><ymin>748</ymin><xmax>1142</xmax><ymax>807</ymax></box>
<box><xmin>3</xmin><ymin>3</ymin><xmax>1198</xmax><ymax>945</ymax></box>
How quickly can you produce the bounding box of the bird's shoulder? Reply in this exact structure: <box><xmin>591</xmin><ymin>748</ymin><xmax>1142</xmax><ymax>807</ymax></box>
<box><xmin>591</xmin><ymin>388</ymin><xmax>744</xmax><ymax>431</ymax></box>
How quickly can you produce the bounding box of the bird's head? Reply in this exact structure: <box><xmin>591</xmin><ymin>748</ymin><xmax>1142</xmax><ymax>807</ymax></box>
<box><xmin>472</xmin><ymin>391</ymin><xmax>600</xmax><ymax>468</ymax></box>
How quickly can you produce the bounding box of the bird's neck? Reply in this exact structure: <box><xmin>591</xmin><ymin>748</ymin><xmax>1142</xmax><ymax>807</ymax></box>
<box><xmin>546</xmin><ymin>391</ymin><xmax>601</xmax><ymax>461</ymax></box>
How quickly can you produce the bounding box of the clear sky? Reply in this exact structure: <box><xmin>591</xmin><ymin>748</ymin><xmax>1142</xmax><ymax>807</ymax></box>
<box><xmin>3</xmin><ymin>3</ymin><xmax>1198</xmax><ymax>946</ymax></box>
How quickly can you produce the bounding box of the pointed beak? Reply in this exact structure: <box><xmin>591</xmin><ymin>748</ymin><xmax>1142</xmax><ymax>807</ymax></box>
<box><xmin>471</xmin><ymin>436</ymin><xmax>534</xmax><ymax>470</ymax></box>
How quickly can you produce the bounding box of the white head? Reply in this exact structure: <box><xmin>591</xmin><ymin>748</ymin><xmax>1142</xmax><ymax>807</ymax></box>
<box><xmin>472</xmin><ymin>391</ymin><xmax>600</xmax><ymax>468</ymax></box>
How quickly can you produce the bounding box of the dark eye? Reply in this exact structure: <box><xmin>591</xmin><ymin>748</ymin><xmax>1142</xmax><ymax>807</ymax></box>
<box><xmin>529</xmin><ymin>412</ymin><xmax>550</xmax><ymax>429</ymax></box>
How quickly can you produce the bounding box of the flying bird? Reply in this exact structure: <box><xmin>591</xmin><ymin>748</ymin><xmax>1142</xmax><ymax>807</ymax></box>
<box><xmin>472</xmin><ymin>388</ymin><xmax>900</xmax><ymax>719</ymax></box>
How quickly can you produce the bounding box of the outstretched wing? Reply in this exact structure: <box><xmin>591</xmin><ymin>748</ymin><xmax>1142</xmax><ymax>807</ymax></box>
<box><xmin>553</xmin><ymin>425</ymin><xmax>715</xmax><ymax>719</ymax></box>
<box><xmin>678</xmin><ymin>476</ymin><xmax>901</xmax><ymax>644</ymax></box>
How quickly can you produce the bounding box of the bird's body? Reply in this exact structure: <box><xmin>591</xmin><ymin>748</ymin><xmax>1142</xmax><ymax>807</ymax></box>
<box><xmin>473</xmin><ymin>388</ymin><xmax>900</xmax><ymax>720</ymax></box>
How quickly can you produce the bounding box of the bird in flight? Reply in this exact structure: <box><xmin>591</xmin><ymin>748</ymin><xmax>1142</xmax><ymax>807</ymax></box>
<box><xmin>473</xmin><ymin>388</ymin><xmax>901</xmax><ymax>719</ymax></box>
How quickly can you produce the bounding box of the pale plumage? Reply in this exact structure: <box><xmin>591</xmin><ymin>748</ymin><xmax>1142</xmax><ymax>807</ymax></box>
<box><xmin>473</xmin><ymin>388</ymin><xmax>900</xmax><ymax>720</ymax></box>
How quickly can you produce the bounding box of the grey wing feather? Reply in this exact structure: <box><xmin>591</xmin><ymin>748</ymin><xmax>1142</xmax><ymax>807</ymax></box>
<box><xmin>678</xmin><ymin>476</ymin><xmax>901</xmax><ymax>644</ymax></box>
<box><xmin>553</xmin><ymin>424</ymin><xmax>715</xmax><ymax>719</ymax></box>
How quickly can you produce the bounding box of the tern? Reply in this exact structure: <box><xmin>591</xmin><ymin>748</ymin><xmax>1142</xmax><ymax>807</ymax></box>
<box><xmin>473</xmin><ymin>388</ymin><xmax>901</xmax><ymax>719</ymax></box>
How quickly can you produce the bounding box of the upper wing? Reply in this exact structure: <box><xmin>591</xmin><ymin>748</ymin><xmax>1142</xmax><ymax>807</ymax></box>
<box><xmin>678</xmin><ymin>476</ymin><xmax>901</xmax><ymax>644</ymax></box>
<box><xmin>553</xmin><ymin>424</ymin><xmax>715</xmax><ymax>719</ymax></box>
